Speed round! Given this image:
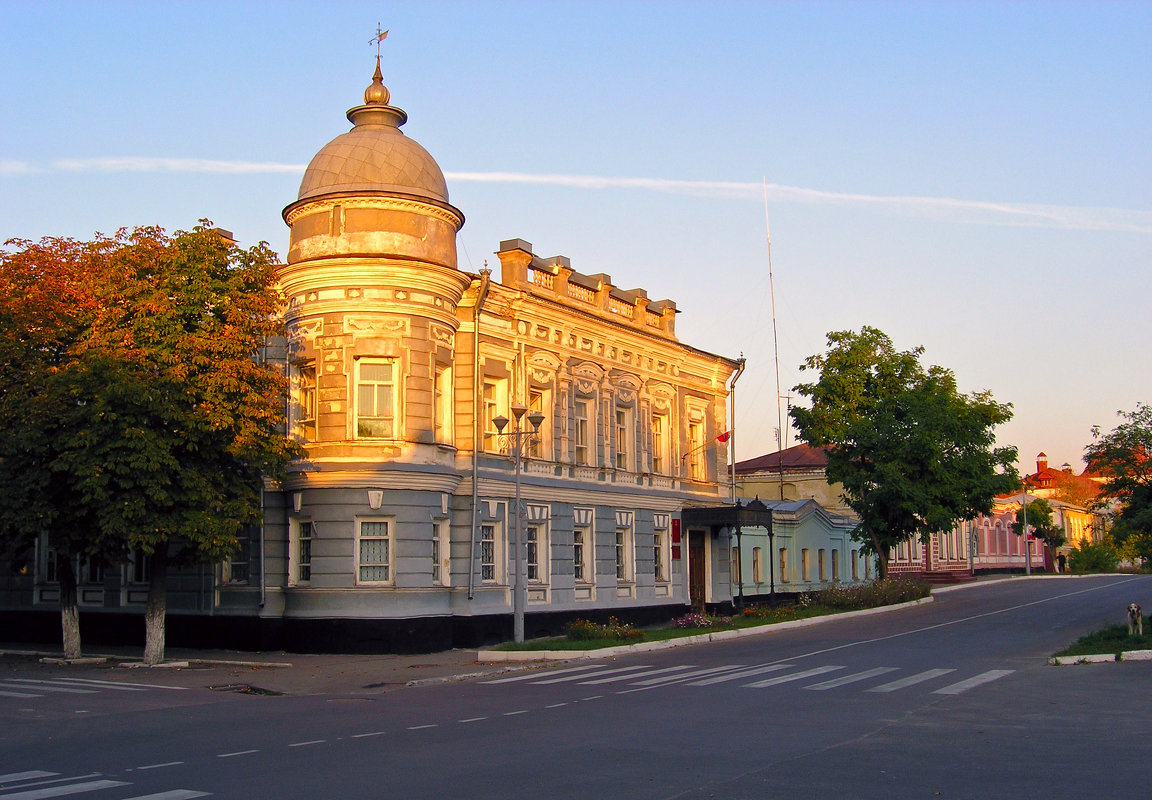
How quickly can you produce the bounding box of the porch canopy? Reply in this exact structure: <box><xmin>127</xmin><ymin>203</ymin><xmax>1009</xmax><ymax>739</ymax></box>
<box><xmin>681</xmin><ymin>497</ymin><xmax>773</xmax><ymax>532</ymax></box>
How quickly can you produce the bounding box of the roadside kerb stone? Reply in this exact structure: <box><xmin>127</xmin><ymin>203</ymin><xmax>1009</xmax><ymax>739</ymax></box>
<box><xmin>475</xmin><ymin>596</ymin><xmax>934</xmax><ymax>663</ymax></box>
<box><xmin>1048</xmin><ymin>650</ymin><xmax>1152</xmax><ymax>665</ymax></box>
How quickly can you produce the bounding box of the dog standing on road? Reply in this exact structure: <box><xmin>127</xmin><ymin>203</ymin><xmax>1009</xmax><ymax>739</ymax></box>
<box><xmin>1128</xmin><ymin>603</ymin><xmax>1143</xmax><ymax>636</ymax></box>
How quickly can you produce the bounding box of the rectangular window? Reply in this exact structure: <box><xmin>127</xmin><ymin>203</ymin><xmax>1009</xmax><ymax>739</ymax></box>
<box><xmin>573</xmin><ymin>525</ymin><xmax>592</xmax><ymax>583</ymax></box>
<box><xmin>779</xmin><ymin>547</ymin><xmax>789</xmax><ymax>583</ymax></box>
<box><xmin>295</xmin><ymin>363</ymin><xmax>317</xmax><ymax>441</ymax></box>
<box><xmin>433</xmin><ymin>365</ymin><xmax>452</xmax><ymax>444</ymax></box>
<box><xmin>527</xmin><ymin>389</ymin><xmax>547</xmax><ymax>459</ymax></box>
<box><xmin>615</xmin><ymin>407</ymin><xmax>633</xmax><ymax>471</ymax></box>
<box><xmin>615</xmin><ymin>514</ymin><xmax>634</xmax><ymax>582</ymax></box>
<box><xmin>481</xmin><ymin>523</ymin><xmax>498</xmax><ymax>583</ymax></box>
<box><xmin>574</xmin><ymin>399</ymin><xmax>591</xmax><ymax>466</ymax></box>
<box><xmin>851</xmin><ymin>549</ymin><xmax>859</xmax><ymax>580</ymax></box>
<box><xmin>687</xmin><ymin>419</ymin><xmax>705</xmax><ymax>480</ymax></box>
<box><xmin>43</xmin><ymin>545</ymin><xmax>58</xmax><ymax>584</ymax></box>
<box><xmin>651</xmin><ymin>412</ymin><xmax>667</xmax><ymax>474</ymax></box>
<box><xmin>432</xmin><ymin>519</ymin><xmax>449</xmax><ymax>586</ymax></box>
<box><xmin>356</xmin><ymin>359</ymin><xmax>395</xmax><ymax>438</ymax></box>
<box><xmin>818</xmin><ymin>549</ymin><xmax>826</xmax><ymax>582</ymax></box>
<box><xmin>357</xmin><ymin>520</ymin><xmax>391</xmax><ymax>584</ymax></box>
<box><xmin>483</xmin><ymin>378</ymin><xmax>508</xmax><ymax>452</ymax></box>
<box><xmin>526</xmin><ymin>524</ymin><xmax>541</xmax><ymax>582</ymax></box>
<box><xmin>752</xmin><ymin>547</ymin><xmax>763</xmax><ymax>583</ymax></box>
<box><xmin>731</xmin><ymin>546</ymin><xmax>740</xmax><ymax>584</ymax></box>
<box><xmin>801</xmin><ymin>548</ymin><xmax>810</xmax><ymax>581</ymax></box>
<box><xmin>653</xmin><ymin>530</ymin><xmax>668</xmax><ymax>583</ymax></box>
<box><xmin>223</xmin><ymin>526</ymin><xmax>253</xmax><ymax>585</ymax></box>
<box><xmin>81</xmin><ymin>557</ymin><xmax>103</xmax><ymax>585</ymax></box>
<box><xmin>831</xmin><ymin>549</ymin><xmax>839</xmax><ymax>582</ymax></box>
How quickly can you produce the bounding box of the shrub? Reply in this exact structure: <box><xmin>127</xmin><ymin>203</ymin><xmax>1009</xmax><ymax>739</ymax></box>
<box><xmin>1067</xmin><ymin>539</ymin><xmax>1120</xmax><ymax>573</ymax></box>
<box><xmin>809</xmin><ymin>577</ymin><xmax>931</xmax><ymax>610</ymax></box>
<box><xmin>671</xmin><ymin>612</ymin><xmax>732</xmax><ymax>629</ymax></box>
<box><xmin>564</xmin><ymin>617</ymin><xmax>645</xmax><ymax>642</ymax></box>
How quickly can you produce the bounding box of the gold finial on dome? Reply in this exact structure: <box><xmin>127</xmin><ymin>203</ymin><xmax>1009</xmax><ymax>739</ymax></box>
<box><xmin>364</xmin><ymin>56</ymin><xmax>390</xmax><ymax>105</ymax></box>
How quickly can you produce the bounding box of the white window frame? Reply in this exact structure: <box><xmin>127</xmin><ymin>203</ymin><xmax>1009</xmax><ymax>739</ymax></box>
<box><xmin>483</xmin><ymin>377</ymin><xmax>509</xmax><ymax>452</ymax></box>
<box><xmin>289</xmin><ymin>520</ymin><xmax>313</xmax><ymax>586</ymax></box>
<box><xmin>615</xmin><ymin>511</ymin><xmax>634</xmax><ymax>583</ymax></box>
<box><xmin>355</xmin><ymin>358</ymin><xmax>397</xmax><ymax>439</ymax></box>
<box><xmin>432</xmin><ymin>518</ymin><xmax>450</xmax><ymax>587</ymax></box>
<box><xmin>433</xmin><ymin>364</ymin><xmax>453</xmax><ymax>444</ymax></box>
<box><xmin>527</xmin><ymin>388</ymin><xmax>550</xmax><ymax>460</ymax></box>
<box><xmin>615</xmin><ymin>405</ymin><xmax>634</xmax><ymax>471</ymax></box>
<box><xmin>653</xmin><ymin>521</ymin><xmax>670</xmax><ymax>583</ymax></box>
<box><xmin>651</xmin><ymin>410</ymin><xmax>668</xmax><ymax>474</ymax></box>
<box><xmin>573</xmin><ymin>507</ymin><xmax>595</xmax><ymax>586</ymax></box>
<box><xmin>128</xmin><ymin>546</ymin><xmax>150</xmax><ymax>585</ymax></box>
<box><xmin>356</xmin><ymin>518</ymin><xmax>393</xmax><ymax>585</ymax></box>
<box><xmin>293</xmin><ymin>361</ymin><xmax>317</xmax><ymax>442</ymax></box>
<box><xmin>574</xmin><ymin>397</ymin><xmax>592</xmax><ymax>466</ymax></box>
<box><xmin>687</xmin><ymin>417</ymin><xmax>705</xmax><ymax>480</ymax></box>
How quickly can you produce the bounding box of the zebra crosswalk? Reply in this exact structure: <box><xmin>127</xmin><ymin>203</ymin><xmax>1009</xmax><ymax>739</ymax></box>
<box><xmin>482</xmin><ymin>661</ymin><xmax>1015</xmax><ymax>696</ymax></box>
<box><xmin>0</xmin><ymin>677</ymin><xmax>190</xmax><ymax>701</ymax></box>
<box><xmin>0</xmin><ymin>770</ymin><xmax>208</xmax><ymax>799</ymax></box>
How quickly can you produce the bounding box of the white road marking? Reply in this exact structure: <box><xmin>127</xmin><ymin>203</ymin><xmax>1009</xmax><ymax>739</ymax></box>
<box><xmin>627</xmin><ymin>664</ymin><xmax>747</xmax><ymax>687</ymax></box>
<box><xmin>459</xmin><ymin>717</ymin><xmax>487</xmax><ymax>723</ymax></box>
<box><xmin>408</xmin><ymin>724</ymin><xmax>438</xmax><ymax>730</ymax></box>
<box><xmin>0</xmin><ymin>689</ymin><xmax>41</xmax><ymax>698</ymax></box>
<box><xmin>805</xmin><ymin>667</ymin><xmax>899</xmax><ymax>690</ymax></box>
<box><xmin>350</xmin><ymin>731</ymin><xmax>387</xmax><ymax>738</ymax></box>
<box><xmin>0</xmin><ymin>682</ymin><xmax>96</xmax><ymax>694</ymax></box>
<box><xmin>287</xmin><ymin>740</ymin><xmax>325</xmax><ymax>747</ymax></box>
<box><xmin>503</xmin><ymin>710</ymin><xmax>529</xmax><ymax>716</ymax></box>
<box><xmin>216</xmin><ymin>750</ymin><xmax>259</xmax><ymax>758</ymax></box>
<box><xmin>134</xmin><ymin>762</ymin><xmax>184</xmax><ymax>771</ymax></box>
<box><xmin>531</xmin><ymin>665</ymin><xmax>651</xmax><ymax>684</ymax></box>
<box><xmin>868</xmin><ymin>668</ymin><xmax>957</xmax><ymax>693</ymax></box>
<box><xmin>688</xmin><ymin>664</ymin><xmax>795</xmax><ymax>686</ymax></box>
<box><xmin>578</xmin><ymin>695</ymin><xmax>603</xmax><ymax>701</ymax></box>
<box><xmin>0</xmin><ymin>779</ymin><xmax>130</xmax><ymax>799</ymax></box>
<box><xmin>933</xmin><ymin>669</ymin><xmax>1015</xmax><ymax>695</ymax></box>
<box><xmin>120</xmin><ymin>792</ymin><xmax>209</xmax><ymax>800</ymax></box>
<box><xmin>482</xmin><ymin>664</ymin><xmax>603</xmax><ymax>684</ymax></box>
<box><xmin>0</xmin><ymin>772</ymin><xmax>57</xmax><ymax>783</ymax></box>
<box><xmin>745</xmin><ymin>665</ymin><xmax>844</xmax><ymax>688</ymax></box>
<box><xmin>53</xmin><ymin>677</ymin><xmax>189</xmax><ymax>691</ymax></box>
<box><xmin>577</xmin><ymin>665</ymin><xmax>696</xmax><ymax>685</ymax></box>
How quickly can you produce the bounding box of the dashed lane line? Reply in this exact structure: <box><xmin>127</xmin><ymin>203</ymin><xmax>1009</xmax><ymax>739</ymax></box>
<box><xmin>132</xmin><ymin>763</ymin><xmax>184</xmax><ymax>771</ymax></box>
<box><xmin>287</xmin><ymin>740</ymin><xmax>326</xmax><ymax>748</ymax></box>
<box><xmin>216</xmin><ymin>750</ymin><xmax>260</xmax><ymax>758</ymax></box>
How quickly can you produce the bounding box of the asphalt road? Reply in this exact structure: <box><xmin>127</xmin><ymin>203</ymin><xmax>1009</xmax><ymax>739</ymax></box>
<box><xmin>2</xmin><ymin>575</ymin><xmax>1151</xmax><ymax>799</ymax></box>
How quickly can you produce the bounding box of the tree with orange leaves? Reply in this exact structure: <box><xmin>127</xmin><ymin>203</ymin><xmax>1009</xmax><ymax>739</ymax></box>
<box><xmin>0</xmin><ymin>223</ymin><xmax>299</xmax><ymax>663</ymax></box>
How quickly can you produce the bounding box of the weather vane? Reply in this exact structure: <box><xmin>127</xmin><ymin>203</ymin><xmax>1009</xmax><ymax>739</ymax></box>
<box><xmin>370</xmin><ymin>23</ymin><xmax>389</xmax><ymax>58</ymax></box>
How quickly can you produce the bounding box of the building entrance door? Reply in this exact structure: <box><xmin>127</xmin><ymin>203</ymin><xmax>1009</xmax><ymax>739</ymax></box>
<box><xmin>688</xmin><ymin>530</ymin><xmax>707</xmax><ymax>611</ymax></box>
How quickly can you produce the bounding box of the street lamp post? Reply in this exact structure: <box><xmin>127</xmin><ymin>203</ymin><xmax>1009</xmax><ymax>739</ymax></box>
<box><xmin>1022</xmin><ymin>479</ymin><xmax>1032</xmax><ymax>576</ymax></box>
<box><xmin>491</xmin><ymin>403</ymin><xmax>545</xmax><ymax>644</ymax></box>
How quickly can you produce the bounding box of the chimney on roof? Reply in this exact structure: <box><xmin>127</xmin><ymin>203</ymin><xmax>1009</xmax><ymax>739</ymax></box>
<box><xmin>1061</xmin><ymin>463</ymin><xmax>1073</xmax><ymax>473</ymax></box>
<box><xmin>1037</xmin><ymin>452</ymin><xmax>1048</xmax><ymax>473</ymax></box>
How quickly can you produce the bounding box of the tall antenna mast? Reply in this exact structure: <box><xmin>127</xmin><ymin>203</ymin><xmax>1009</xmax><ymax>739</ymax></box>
<box><xmin>764</xmin><ymin>178</ymin><xmax>785</xmax><ymax>502</ymax></box>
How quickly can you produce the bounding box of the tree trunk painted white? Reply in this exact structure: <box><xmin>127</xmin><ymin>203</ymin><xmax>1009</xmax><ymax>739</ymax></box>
<box><xmin>58</xmin><ymin>555</ymin><xmax>81</xmax><ymax>660</ymax></box>
<box><xmin>142</xmin><ymin>543</ymin><xmax>168</xmax><ymax>666</ymax></box>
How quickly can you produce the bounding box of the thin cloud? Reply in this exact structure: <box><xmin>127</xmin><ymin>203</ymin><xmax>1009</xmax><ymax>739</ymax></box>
<box><xmin>53</xmin><ymin>157</ymin><xmax>305</xmax><ymax>174</ymax></box>
<box><xmin>11</xmin><ymin>159</ymin><xmax>1150</xmax><ymax>234</ymax></box>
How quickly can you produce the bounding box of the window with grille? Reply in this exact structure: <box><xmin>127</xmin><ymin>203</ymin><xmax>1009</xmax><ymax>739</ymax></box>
<box><xmin>357</xmin><ymin>520</ymin><xmax>391</xmax><ymax>584</ymax></box>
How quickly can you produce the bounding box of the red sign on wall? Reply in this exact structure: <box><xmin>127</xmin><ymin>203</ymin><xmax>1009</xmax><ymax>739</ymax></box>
<box><xmin>671</xmin><ymin>519</ymin><xmax>681</xmax><ymax>543</ymax></box>
<box><xmin>671</xmin><ymin>545</ymin><xmax>682</xmax><ymax>561</ymax></box>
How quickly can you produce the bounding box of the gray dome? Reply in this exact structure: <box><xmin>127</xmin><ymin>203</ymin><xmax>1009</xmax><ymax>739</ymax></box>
<box><xmin>296</xmin><ymin>60</ymin><xmax>449</xmax><ymax>205</ymax></box>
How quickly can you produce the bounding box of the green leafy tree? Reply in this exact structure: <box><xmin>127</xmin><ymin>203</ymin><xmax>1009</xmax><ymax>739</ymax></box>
<box><xmin>791</xmin><ymin>327</ymin><xmax>1018</xmax><ymax>578</ymax></box>
<box><xmin>1084</xmin><ymin>403</ymin><xmax>1152</xmax><ymax>550</ymax></box>
<box><xmin>1067</xmin><ymin>537</ymin><xmax>1120</xmax><ymax>573</ymax></box>
<box><xmin>0</xmin><ymin>224</ymin><xmax>298</xmax><ymax>663</ymax></box>
<box><xmin>1011</xmin><ymin>497</ymin><xmax>1066</xmax><ymax>553</ymax></box>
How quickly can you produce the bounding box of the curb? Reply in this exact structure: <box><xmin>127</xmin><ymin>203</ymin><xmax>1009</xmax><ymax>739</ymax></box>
<box><xmin>475</xmin><ymin>596</ymin><xmax>935</xmax><ymax>663</ymax></box>
<box><xmin>2</xmin><ymin>649</ymin><xmax>291</xmax><ymax>670</ymax></box>
<box><xmin>1049</xmin><ymin>649</ymin><xmax>1152</xmax><ymax>666</ymax></box>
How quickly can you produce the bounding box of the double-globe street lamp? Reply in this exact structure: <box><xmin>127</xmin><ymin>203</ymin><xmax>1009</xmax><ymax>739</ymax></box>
<box><xmin>491</xmin><ymin>403</ymin><xmax>545</xmax><ymax>643</ymax></box>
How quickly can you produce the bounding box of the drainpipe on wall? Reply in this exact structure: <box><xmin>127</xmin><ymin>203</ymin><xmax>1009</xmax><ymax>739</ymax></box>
<box><xmin>468</xmin><ymin>267</ymin><xmax>493</xmax><ymax>600</ymax></box>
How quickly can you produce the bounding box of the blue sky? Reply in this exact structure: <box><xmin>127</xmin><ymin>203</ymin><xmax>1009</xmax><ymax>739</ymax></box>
<box><xmin>3</xmin><ymin>1</ymin><xmax>1149</xmax><ymax>473</ymax></box>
